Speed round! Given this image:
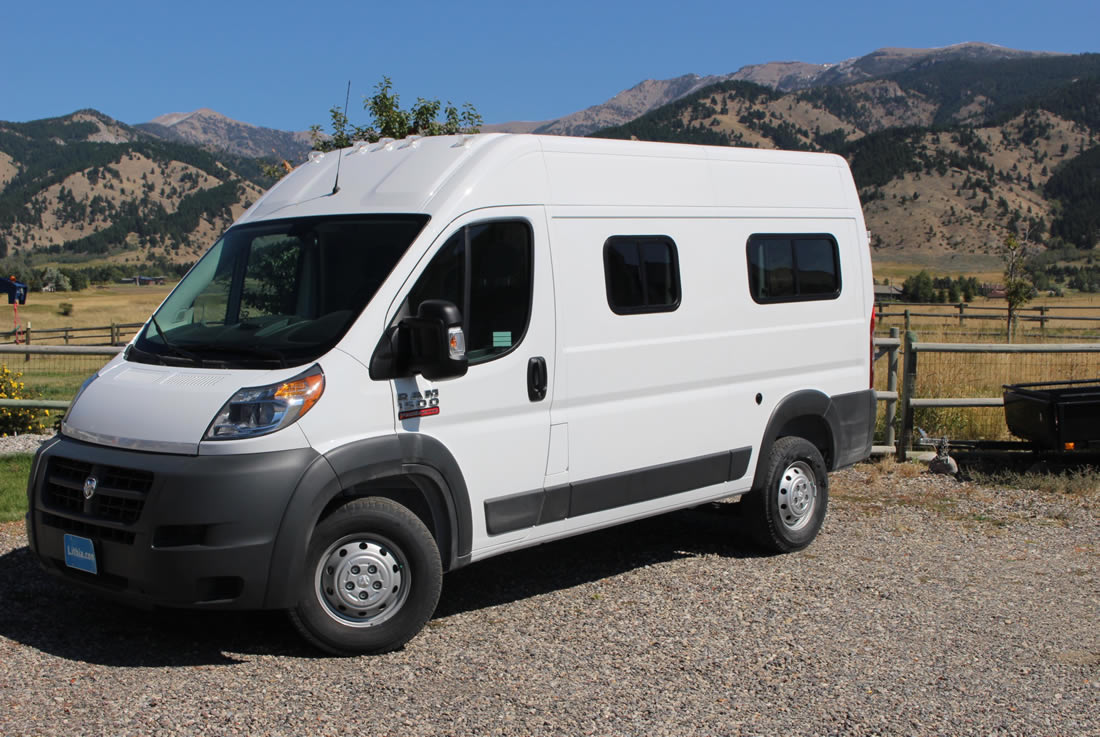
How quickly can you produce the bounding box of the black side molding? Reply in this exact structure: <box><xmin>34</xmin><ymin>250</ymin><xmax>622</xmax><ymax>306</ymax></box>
<box><xmin>485</xmin><ymin>447</ymin><xmax>752</xmax><ymax>536</ymax></box>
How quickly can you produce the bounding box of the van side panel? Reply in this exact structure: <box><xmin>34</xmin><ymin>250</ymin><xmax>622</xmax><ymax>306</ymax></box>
<box><xmin>511</xmin><ymin>211</ymin><xmax>871</xmax><ymax>548</ymax></box>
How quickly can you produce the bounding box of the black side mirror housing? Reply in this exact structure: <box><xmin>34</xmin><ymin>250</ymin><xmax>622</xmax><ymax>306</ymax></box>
<box><xmin>407</xmin><ymin>300</ymin><xmax>468</xmax><ymax>380</ymax></box>
<box><xmin>370</xmin><ymin>300</ymin><xmax>468</xmax><ymax>381</ymax></box>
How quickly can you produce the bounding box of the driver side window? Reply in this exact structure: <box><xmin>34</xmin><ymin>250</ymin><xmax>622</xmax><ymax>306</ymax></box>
<box><xmin>407</xmin><ymin>220</ymin><xmax>533</xmax><ymax>365</ymax></box>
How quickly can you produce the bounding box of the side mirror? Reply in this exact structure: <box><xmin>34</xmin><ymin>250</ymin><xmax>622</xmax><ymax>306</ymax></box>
<box><xmin>405</xmin><ymin>300</ymin><xmax>468</xmax><ymax>380</ymax></box>
<box><xmin>368</xmin><ymin>300</ymin><xmax>469</xmax><ymax>381</ymax></box>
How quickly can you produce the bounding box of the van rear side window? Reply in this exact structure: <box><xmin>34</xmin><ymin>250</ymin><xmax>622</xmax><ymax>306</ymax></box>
<box><xmin>604</xmin><ymin>236</ymin><xmax>681</xmax><ymax>314</ymax></box>
<box><xmin>747</xmin><ymin>235</ymin><xmax>840</xmax><ymax>303</ymax></box>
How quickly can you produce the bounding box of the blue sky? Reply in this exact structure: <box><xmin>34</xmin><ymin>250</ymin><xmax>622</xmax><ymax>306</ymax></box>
<box><xmin>2</xmin><ymin>0</ymin><xmax>1097</xmax><ymax>132</ymax></box>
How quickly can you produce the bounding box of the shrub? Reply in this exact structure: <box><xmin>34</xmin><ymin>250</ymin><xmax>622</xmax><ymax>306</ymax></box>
<box><xmin>58</xmin><ymin>302</ymin><xmax>74</xmax><ymax>316</ymax></box>
<box><xmin>0</xmin><ymin>365</ymin><xmax>48</xmax><ymax>436</ymax></box>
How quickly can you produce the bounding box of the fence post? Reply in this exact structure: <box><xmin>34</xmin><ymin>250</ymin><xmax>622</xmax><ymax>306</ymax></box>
<box><xmin>884</xmin><ymin>327</ymin><xmax>899</xmax><ymax>449</ymax></box>
<box><xmin>24</xmin><ymin>325</ymin><xmax>31</xmax><ymax>362</ymax></box>
<box><xmin>896</xmin><ymin>330</ymin><xmax>917</xmax><ymax>462</ymax></box>
<box><xmin>1039</xmin><ymin>305</ymin><xmax>1047</xmax><ymax>338</ymax></box>
<box><xmin>63</xmin><ymin>328</ymin><xmax>70</xmax><ymax>345</ymax></box>
<box><xmin>904</xmin><ymin>309</ymin><xmax>911</xmax><ymax>333</ymax></box>
<box><xmin>957</xmin><ymin>303</ymin><xmax>965</xmax><ymax>327</ymax></box>
<box><xmin>111</xmin><ymin>323</ymin><xmax>119</xmax><ymax>345</ymax></box>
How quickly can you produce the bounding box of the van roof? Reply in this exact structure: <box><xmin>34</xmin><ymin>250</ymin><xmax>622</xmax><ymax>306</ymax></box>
<box><xmin>237</xmin><ymin>134</ymin><xmax>856</xmax><ymax>226</ymax></box>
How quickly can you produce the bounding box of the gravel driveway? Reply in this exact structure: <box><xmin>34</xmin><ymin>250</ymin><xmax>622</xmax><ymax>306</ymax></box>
<box><xmin>1</xmin><ymin>463</ymin><xmax>1097</xmax><ymax>736</ymax></box>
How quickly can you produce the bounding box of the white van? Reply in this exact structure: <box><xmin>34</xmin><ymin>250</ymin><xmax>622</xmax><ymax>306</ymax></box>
<box><xmin>27</xmin><ymin>134</ymin><xmax>876</xmax><ymax>654</ymax></box>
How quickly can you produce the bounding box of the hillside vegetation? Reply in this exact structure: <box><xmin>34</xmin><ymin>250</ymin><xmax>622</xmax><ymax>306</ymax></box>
<box><xmin>595</xmin><ymin>54</ymin><xmax>1100</xmax><ymax>273</ymax></box>
<box><xmin>1</xmin><ymin>50</ymin><xmax>1098</xmax><ymax>285</ymax></box>
<box><xmin>0</xmin><ymin>111</ymin><xmax>271</xmax><ymax>269</ymax></box>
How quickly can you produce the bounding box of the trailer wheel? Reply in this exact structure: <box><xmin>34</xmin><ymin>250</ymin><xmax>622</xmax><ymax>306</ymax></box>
<box><xmin>289</xmin><ymin>497</ymin><xmax>442</xmax><ymax>655</ymax></box>
<box><xmin>745</xmin><ymin>436</ymin><xmax>828</xmax><ymax>553</ymax></box>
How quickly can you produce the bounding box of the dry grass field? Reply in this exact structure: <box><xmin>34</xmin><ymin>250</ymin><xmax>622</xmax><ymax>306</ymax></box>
<box><xmin>1</xmin><ymin>283</ymin><xmax>173</xmax><ymax>338</ymax></box>
<box><xmin>0</xmin><ymin>285</ymin><xmax>173</xmax><ymax>401</ymax></box>
<box><xmin>2</xmin><ymin>276</ymin><xmax>1098</xmax><ymax>444</ymax></box>
<box><xmin>874</xmin><ymin>294</ymin><xmax>1100</xmax><ymax>441</ymax></box>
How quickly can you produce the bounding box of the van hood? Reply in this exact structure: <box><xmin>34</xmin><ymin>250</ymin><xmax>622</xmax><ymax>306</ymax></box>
<box><xmin>62</xmin><ymin>360</ymin><xmax>308</xmax><ymax>455</ymax></box>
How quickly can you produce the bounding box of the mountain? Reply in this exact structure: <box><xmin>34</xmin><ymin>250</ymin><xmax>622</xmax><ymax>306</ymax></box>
<box><xmin>2</xmin><ymin>45</ymin><xmax>1097</xmax><ymax>281</ymax></box>
<box><xmin>532</xmin><ymin>74</ymin><xmax>728</xmax><ymax>137</ymax></box>
<box><xmin>136</xmin><ymin>108</ymin><xmax>313</xmax><ymax>163</ymax></box>
<box><xmin>593</xmin><ymin>53</ymin><xmax>1100</xmax><ymax>270</ymax></box>
<box><xmin>0</xmin><ymin>110</ymin><xmax>271</xmax><ymax>267</ymax></box>
<box><xmin>488</xmin><ymin>43</ymin><xmax>1062</xmax><ymax>138</ymax></box>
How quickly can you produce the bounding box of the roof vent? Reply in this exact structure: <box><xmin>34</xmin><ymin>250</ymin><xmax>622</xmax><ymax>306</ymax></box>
<box><xmin>307</xmin><ymin>151</ymin><xmax>326</xmax><ymax>163</ymax></box>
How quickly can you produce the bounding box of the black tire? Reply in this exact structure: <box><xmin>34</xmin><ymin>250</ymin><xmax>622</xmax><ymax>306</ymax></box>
<box><xmin>744</xmin><ymin>436</ymin><xmax>828</xmax><ymax>554</ymax></box>
<box><xmin>289</xmin><ymin>497</ymin><xmax>442</xmax><ymax>655</ymax></box>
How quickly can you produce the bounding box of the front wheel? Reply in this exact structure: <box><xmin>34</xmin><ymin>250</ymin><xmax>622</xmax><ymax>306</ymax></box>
<box><xmin>743</xmin><ymin>436</ymin><xmax>828</xmax><ymax>553</ymax></box>
<box><xmin>289</xmin><ymin>497</ymin><xmax>442</xmax><ymax>655</ymax></box>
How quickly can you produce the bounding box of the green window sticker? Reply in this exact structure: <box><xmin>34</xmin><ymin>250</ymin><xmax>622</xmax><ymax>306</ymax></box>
<box><xmin>492</xmin><ymin>331</ymin><xmax>512</xmax><ymax>348</ymax></box>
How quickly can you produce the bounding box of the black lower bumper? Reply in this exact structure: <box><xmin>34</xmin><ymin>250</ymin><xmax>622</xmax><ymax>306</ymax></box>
<box><xmin>26</xmin><ymin>436</ymin><xmax>331</xmax><ymax>610</ymax></box>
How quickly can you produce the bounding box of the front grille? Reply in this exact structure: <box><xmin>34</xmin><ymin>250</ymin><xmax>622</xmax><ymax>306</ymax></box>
<box><xmin>40</xmin><ymin>512</ymin><xmax>136</xmax><ymax>545</ymax></box>
<box><xmin>40</xmin><ymin>457</ymin><xmax>154</xmax><ymax>538</ymax></box>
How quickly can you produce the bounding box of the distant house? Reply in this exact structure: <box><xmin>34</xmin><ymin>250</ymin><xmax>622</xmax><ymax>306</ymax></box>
<box><xmin>982</xmin><ymin>282</ymin><xmax>1007</xmax><ymax>299</ymax></box>
<box><xmin>118</xmin><ymin>276</ymin><xmax>167</xmax><ymax>286</ymax></box>
<box><xmin>874</xmin><ymin>284</ymin><xmax>903</xmax><ymax>301</ymax></box>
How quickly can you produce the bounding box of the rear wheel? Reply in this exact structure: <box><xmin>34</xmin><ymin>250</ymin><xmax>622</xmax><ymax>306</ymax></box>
<box><xmin>744</xmin><ymin>436</ymin><xmax>828</xmax><ymax>553</ymax></box>
<box><xmin>289</xmin><ymin>497</ymin><xmax>442</xmax><ymax>655</ymax></box>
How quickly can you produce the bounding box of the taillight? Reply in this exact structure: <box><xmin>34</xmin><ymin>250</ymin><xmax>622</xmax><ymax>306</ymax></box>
<box><xmin>869</xmin><ymin>307</ymin><xmax>876</xmax><ymax>388</ymax></box>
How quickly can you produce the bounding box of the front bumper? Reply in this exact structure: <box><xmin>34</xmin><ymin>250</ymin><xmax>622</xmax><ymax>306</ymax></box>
<box><xmin>26</xmin><ymin>435</ymin><xmax>325</xmax><ymax>610</ymax></box>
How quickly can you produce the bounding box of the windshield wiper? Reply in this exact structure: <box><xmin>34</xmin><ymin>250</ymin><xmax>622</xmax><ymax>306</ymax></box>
<box><xmin>125</xmin><ymin>343</ymin><xmax>166</xmax><ymax>365</ymax></box>
<box><xmin>182</xmin><ymin>343</ymin><xmax>290</xmax><ymax>368</ymax></box>
<box><xmin>149</xmin><ymin>316</ymin><xmax>204</xmax><ymax>366</ymax></box>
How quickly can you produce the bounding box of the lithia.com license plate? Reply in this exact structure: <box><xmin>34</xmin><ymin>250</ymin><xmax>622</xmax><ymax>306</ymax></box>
<box><xmin>63</xmin><ymin>534</ymin><xmax>98</xmax><ymax>574</ymax></box>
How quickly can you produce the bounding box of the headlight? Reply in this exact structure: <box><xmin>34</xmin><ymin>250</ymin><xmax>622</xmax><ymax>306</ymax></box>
<box><xmin>204</xmin><ymin>364</ymin><xmax>324</xmax><ymax>440</ymax></box>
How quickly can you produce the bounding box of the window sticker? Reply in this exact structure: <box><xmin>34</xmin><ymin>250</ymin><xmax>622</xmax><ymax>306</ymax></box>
<box><xmin>492</xmin><ymin>331</ymin><xmax>512</xmax><ymax>348</ymax></box>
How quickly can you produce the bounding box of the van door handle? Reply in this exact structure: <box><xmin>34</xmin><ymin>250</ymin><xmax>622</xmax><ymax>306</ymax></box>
<box><xmin>527</xmin><ymin>357</ymin><xmax>547</xmax><ymax>402</ymax></box>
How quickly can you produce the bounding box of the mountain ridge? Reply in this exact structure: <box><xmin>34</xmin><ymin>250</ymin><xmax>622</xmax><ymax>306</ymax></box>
<box><xmin>498</xmin><ymin>42</ymin><xmax>1065</xmax><ymax>137</ymax></box>
<box><xmin>136</xmin><ymin>108</ymin><xmax>313</xmax><ymax>163</ymax></box>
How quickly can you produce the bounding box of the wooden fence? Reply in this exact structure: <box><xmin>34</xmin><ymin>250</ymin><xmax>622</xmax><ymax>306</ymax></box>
<box><xmin>4</xmin><ymin>340</ymin><xmax>1099</xmax><ymax>462</ymax></box>
<box><xmin>873</xmin><ymin>333</ymin><xmax>1100</xmax><ymax>460</ymax></box>
<box><xmin>875</xmin><ymin>302</ymin><xmax>1100</xmax><ymax>341</ymax></box>
<box><xmin>0</xmin><ymin>345</ymin><xmax>122</xmax><ymax>412</ymax></box>
<box><xmin>0</xmin><ymin>322</ymin><xmax>144</xmax><ymax>346</ymax></box>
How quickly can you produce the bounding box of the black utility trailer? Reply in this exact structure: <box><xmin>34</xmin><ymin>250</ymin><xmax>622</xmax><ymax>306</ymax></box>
<box><xmin>1003</xmin><ymin>378</ymin><xmax>1100</xmax><ymax>450</ymax></box>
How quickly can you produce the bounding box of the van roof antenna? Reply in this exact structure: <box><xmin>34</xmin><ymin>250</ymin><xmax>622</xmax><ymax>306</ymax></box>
<box><xmin>331</xmin><ymin>80</ymin><xmax>351</xmax><ymax>196</ymax></box>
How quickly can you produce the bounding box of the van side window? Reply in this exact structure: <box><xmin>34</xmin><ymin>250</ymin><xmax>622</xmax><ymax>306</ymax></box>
<box><xmin>747</xmin><ymin>235</ymin><xmax>840</xmax><ymax>303</ymax></box>
<box><xmin>603</xmin><ymin>236</ymin><xmax>681</xmax><ymax>314</ymax></box>
<box><xmin>407</xmin><ymin>220</ymin><xmax>533</xmax><ymax>364</ymax></box>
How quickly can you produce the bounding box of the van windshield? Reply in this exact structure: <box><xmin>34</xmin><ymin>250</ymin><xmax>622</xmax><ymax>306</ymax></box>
<box><xmin>130</xmin><ymin>215</ymin><xmax>429</xmax><ymax>369</ymax></box>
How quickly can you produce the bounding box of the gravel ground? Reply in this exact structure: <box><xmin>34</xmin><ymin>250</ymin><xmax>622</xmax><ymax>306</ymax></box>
<box><xmin>0</xmin><ymin>463</ymin><xmax>1097</xmax><ymax>736</ymax></box>
<box><xmin>0</xmin><ymin>433</ymin><xmax>54</xmax><ymax>456</ymax></box>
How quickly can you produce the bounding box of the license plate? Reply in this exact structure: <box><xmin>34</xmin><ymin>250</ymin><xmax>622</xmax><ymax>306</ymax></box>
<box><xmin>63</xmin><ymin>534</ymin><xmax>98</xmax><ymax>574</ymax></box>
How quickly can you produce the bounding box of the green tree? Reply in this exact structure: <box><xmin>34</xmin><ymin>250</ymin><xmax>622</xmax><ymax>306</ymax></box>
<box><xmin>40</xmin><ymin>266</ymin><xmax>71</xmax><ymax>292</ymax></box>
<box><xmin>309</xmin><ymin>76</ymin><xmax>482</xmax><ymax>153</ymax></box>
<box><xmin>1001</xmin><ymin>232</ymin><xmax>1034</xmax><ymax>341</ymax></box>
<box><xmin>901</xmin><ymin>270</ymin><xmax>935</xmax><ymax>303</ymax></box>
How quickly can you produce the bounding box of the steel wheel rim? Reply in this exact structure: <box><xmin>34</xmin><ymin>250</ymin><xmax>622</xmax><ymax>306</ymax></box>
<box><xmin>777</xmin><ymin>460</ymin><xmax>817</xmax><ymax>531</ymax></box>
<box><xmin>315</xmin><ymin>534</ymin><xmax>410</xmax><ymax>628</ymax></box>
